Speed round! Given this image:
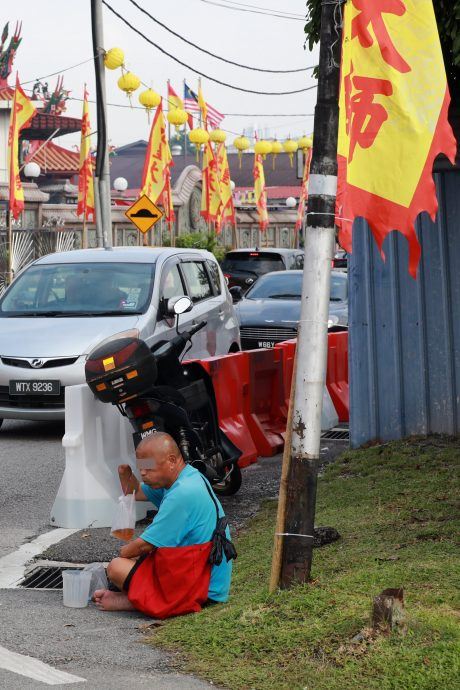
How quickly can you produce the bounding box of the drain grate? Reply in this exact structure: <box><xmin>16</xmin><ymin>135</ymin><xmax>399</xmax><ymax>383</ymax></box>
<box><xmin>18</xmin><ymin>565</ymin><xmax>84</xmax><ymax>590</ymax></box>
<box><xmin>321</xmin><ymin>427</ymin><xmax>350</xmax><ymax>441</ymax></box>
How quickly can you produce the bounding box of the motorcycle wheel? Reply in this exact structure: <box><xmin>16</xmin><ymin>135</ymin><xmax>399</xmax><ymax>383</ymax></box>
<box><xmin>213</xmin><ymin>463</ymin><xmax>242</xmax><ymax>496</ymax></box>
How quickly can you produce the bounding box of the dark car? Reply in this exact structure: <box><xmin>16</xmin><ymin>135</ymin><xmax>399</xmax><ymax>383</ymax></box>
<box><xmin>234</xmin><ymin>270</ymin><xmax>348</xmax><ymax>350</ymax></box>
<box><xmin>220</xmin><ymin>248</ymin><xmax>304</xmax><ymax>292</ymax></box>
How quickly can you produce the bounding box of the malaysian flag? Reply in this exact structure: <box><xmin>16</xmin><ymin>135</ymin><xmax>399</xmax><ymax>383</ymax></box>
<box><xmin>184</xmin><ymin>82</ymin><xmax>224</xmax><ymax>129</ymax></box>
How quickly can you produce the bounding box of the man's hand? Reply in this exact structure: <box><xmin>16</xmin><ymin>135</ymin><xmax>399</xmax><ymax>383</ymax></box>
<box><xmin>118</xmin><ymin>464</ymin><xmax>133</xmax><ymax>493</ymax></box>
<box><xmin>117</xmin><ymin>464</ymin><xmax>147</xmax><ymax>501</ymax></box>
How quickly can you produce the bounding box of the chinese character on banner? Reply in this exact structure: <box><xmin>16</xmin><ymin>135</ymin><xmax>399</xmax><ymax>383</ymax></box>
<box><xmin>336</xmin><ymin>0</ymin><xmax>457</xmax><ymax>278</ymax></box>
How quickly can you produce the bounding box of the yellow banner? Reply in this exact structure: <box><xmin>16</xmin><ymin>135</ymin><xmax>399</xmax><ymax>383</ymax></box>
<box><xmin>8</xmin><ymin>74</ymin><xmax>36</xmax><ymax>219</ymax></box>
<box><xmin>201</xmin><ymin>141</ymin><xmax>222</xmax><ymax>222</ymax></box>
<box><xmin>216</xmin><ymin>143</ymin><xmax>235</xmax><ymax>231</ymax></box>
<box><xmin>254</xmin><ymin>153</ymin><xmax>268</xmax><ymax>230</ymax></box>
<box><xmin>338</xmin><ymin>0</ymin><xmax>449</xmax><ymax>208</ymax></box>
<box><xmin>77</xmin><ymin>87</ymin><xmax>95</xmax><ymax>221</ymax></box>
<box><xmin>141</xmin><ymin>101</ymin><xmax>175</xmax><ymax>225</ymax></box>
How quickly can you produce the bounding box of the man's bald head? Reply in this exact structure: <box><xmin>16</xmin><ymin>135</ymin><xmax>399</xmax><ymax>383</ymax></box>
<box><xmin>136</xmin><ymin>432</ymin><xmax>186</xmax><ymax>489</ymax></box>
<box><xmin>136</xmin><ymin>432</ymin><xmax>181</xmax><ymax>465</ymax></box>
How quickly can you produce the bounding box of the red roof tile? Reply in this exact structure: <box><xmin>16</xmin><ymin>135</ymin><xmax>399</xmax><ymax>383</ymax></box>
<box><xmin>25</xmin><ymin>140</ymin><xmax>80</xmax><ymax>175</ymax></box>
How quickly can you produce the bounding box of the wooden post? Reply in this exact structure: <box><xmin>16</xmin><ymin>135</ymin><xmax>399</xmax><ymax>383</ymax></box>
<box><xmin>269</xmin><ymin>351</ymin><xmax>298</xmax><ymax>592</ymax></box>
<box><xmin>82</xmin><ymin>217</ymin><xmax>88</xmax><ymax>249</ymax></box>
<box><xmin>7</xmin><ymin>206</ymin><xmax>13</xmax><ymax>285</ymax></box>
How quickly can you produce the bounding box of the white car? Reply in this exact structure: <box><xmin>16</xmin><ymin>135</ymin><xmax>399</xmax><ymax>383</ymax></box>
<box><xmin>0</xmin><ymin>247</ymin><xmax>240</xmax><ymax>426</ymax></box>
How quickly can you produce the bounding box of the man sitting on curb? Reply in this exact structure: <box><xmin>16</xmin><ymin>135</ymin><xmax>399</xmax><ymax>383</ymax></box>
<box><xmin>93</xmin><ymin>432</ymin><xmax>236</xmax><ymax>618</ymax></box>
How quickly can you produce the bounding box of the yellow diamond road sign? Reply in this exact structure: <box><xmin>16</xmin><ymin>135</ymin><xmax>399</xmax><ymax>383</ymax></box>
<box><xmin>125</xmin><ymin>195</ymin><xmax>164</xmax><ymax>234</ymax></box>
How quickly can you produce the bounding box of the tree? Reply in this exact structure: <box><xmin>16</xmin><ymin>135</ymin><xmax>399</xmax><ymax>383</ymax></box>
<box><xmin>304</xmin><ymin>0</ymin><xmax>459</xmax><ymax>103</ymax></box>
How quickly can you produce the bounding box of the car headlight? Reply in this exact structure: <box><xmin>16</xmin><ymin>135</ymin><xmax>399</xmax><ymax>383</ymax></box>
<box><xmin>86</xmin><ymin>328</ymin><xmax>140</xmax><ymax>358</ymax></box>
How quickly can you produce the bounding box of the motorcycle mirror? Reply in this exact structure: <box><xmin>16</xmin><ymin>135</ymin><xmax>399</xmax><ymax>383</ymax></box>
<box><xmin>229</xmin><ymin>286</ymin><xmax>244</xmax><ymax>303</ymax></box>
<box><xmin>166</xmin><ymin>296</ymin><xmax>193</xmax><ymax>315</ymax></box>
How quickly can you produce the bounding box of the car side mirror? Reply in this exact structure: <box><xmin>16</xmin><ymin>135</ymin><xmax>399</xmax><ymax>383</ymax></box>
<box><xmin>168</xmin><ymin>295</ymin><xmax>193</xmax><ymax>315</ymax></box>
<box><xmin>229</xmin><ymin>286</ymin><xmax>244</xmax><ymax>303</ymax></box>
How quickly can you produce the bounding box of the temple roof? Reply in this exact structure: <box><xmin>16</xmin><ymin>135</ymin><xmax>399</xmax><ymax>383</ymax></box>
<box><xmin>21</xmin><ymin>111</ymin><xmax>82</xmax><ymax>140</ymax></box>
<box><xmin>26</xmin><ymin>140</ymin><xmax>80</xmax><ymax>176</ymax></box>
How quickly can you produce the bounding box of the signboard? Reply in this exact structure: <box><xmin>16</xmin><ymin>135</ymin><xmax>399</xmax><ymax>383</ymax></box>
<box><xmin>125</xmin><ymin>195</ymin><xmax>164</xmax><ymax>234</ymax></box>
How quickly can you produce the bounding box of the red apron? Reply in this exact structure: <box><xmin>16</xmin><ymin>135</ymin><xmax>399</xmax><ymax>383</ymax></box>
<box><xmin>127</xmin><ymin>541</ymin><xmax>213</xmax><ymax>619</ymax></box>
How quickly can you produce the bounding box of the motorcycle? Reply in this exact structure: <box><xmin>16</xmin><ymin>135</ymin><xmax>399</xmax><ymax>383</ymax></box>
<box><xmin>85</xmin><ymin>296</ymin><xmax>242</xmax><ymax>496</ymax></box>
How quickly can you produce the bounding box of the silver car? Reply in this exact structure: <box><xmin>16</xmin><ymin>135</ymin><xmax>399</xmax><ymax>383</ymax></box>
<box><xmin>0</xmin><ymin>247</ymin><xmax>240</xmax><ymax>426</ymax></box>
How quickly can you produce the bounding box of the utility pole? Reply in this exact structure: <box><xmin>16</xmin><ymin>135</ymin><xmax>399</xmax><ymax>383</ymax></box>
<box><xmin>91</xmin><ymin>0</ymin><xmax>112</xmax><ymax>248</ymax></box>
<box><xmin>277</xmin><ymin>0</ymin><xmax>343</xmax><ymax>588</ymax></box>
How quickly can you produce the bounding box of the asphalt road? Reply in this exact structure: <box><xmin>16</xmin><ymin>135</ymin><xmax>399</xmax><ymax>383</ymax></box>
<box><xmin>0</xmin><ymin>418</ymin><xmax>347</xmax><ymax>689</ymax></box>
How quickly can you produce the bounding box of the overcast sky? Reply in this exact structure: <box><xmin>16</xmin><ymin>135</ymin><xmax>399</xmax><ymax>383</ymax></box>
<box><xmin>8</xmin><ymin>0</ymin><xmax>318</xmax><ymax>150</ymax></box>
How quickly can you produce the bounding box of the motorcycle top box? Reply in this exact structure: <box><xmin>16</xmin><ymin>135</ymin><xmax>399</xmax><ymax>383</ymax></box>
<box><xmin>85</xmin><ymin>337</ymin><xmax>157</xmax><ymax>404</ymax></box>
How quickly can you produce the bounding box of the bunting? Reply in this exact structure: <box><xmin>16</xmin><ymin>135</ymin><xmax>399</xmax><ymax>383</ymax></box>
<box><xmin>336</xmin><ymin>0</ymin><xmax>457</xmax><ymax>278</ymax></box>
<box><xmin>253</xmin><ymin>151</ymin><xmax>268</xmax><ymax>231</ymax></box>
<box><xmin>140</xmin><ymin>100</ymin><xmax>175</xmax><ymax>226</ymax></box>
<box><xmin>76</xmin><ymin>86</ymin><xmax>95</xmax><ymax>221</ymax></box>
<box><xmin>8</xmin><ymin>74</ymin><xmax>36</xmax><ymax>219</ymax></box>
<box><xmin>215</xmin><ymin>143</ymin><xmax>236</xmax><ymax>233</ymax></box>
<box><xmin>295</xmin><ymin>147</ymin><xmax>312</xmax><ymax>233</ymax></box>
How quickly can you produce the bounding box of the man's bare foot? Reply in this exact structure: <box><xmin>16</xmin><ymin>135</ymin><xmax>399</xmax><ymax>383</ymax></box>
<box><xmin>92</xmin><ymin>588</ymin><xmax>135</xmax><ymax>612</ymax></box>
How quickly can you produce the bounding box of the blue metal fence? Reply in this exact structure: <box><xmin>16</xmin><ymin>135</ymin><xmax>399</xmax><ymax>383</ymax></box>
<box><xmin>348</xmin><ymin>169</ymin><xmax>460</xmax><ymax>447</ymax></box>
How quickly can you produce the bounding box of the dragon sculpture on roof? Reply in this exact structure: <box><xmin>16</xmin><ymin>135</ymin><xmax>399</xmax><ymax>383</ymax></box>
<box><xmin>0</xmin><ymin>21</ymin><xmax>22</xmax><ymax>88</ymax></box>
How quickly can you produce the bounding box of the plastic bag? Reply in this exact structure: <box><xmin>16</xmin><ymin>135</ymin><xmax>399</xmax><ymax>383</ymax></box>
<box><xmin>83</xmin><ymin>562</ymin><xmax>108</xmax><ymax>598</ymax></box>
<box><xmin>110</xmin><ymin>491</ymin><xmax>136</xmax><ymax>541</ymax></box>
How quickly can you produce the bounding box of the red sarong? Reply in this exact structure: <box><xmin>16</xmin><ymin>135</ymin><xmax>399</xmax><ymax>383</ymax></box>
<box><xmin>127</xmin><ymin>542</ymin><xmax>213</xmax><ymax>619</ymax></box>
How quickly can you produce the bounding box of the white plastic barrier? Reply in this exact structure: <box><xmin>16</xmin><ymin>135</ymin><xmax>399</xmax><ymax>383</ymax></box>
<box><xmin>51</xmin><ymin>384</ymin><xmax>148</xmax><ymax>529</ymax></box>
<box><xmin>322</xmin><ymin>385</ymin><xmax>339</xmax><ymax>431</ymax></box>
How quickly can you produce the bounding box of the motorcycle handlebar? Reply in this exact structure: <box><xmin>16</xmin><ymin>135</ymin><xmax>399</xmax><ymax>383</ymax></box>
<box><xmin>187</xmin><ymin>320</ymin><xmax>207</xmax><ymax>338</ymax></box>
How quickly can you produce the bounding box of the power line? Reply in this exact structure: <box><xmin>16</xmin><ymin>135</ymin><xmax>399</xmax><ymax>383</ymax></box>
<box><xmin>198</xmin><ymin>0</ymin><xmax>305</xmax><ymax>21</ymax></box>
<box><xmin>7</xmin><ymin>56</ymin><xmax>98</xmax><ymax>88</ymax></box>
<box><xmin>212</xmin><ymin>0</ymin><xmax>305</xmax><ymax>18</ymax></box>
<box><xmin>102</xmin><ymin>1</ymin><xmax>317</xmax><ymax>95</ymax></box>
<box><xmin>128</xmin><ymin>0</ymin><xmax>312</xmax><ymax>73</ymax></box>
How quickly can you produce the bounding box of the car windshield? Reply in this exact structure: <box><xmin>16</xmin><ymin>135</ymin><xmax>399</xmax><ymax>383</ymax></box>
<box><xmin>0</xmin><ymin>262</ymin><xmax>155</xmax><ymax>317</ymax></box>
<box><xmin>245</xmin><ymin>272</ymin><xmax>347</xmax><ymax>301</ymax></box>
<box><xmin>221</xmin><ymin>252</ymin><xmax>285</xmax><ymax>275</ymax></box>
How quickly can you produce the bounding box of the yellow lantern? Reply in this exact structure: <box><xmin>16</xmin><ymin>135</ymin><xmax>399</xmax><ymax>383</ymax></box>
<box><xmin>254</xmin><ymin>140</ymin><xmax>272</xmax><ymax>160</ymax></box>
<box><xmin>188</xmin><ymin>127</ymin><xmax>210</xmax><ymax>161</ymax></box>
<box><xmin>104</xmin><ymin>47</ymin><xmax>124</xmax><ymax>70</ymax></box>
<box><xmin>233</xmin><ymin>135</ymin><xmax>250</xmax><ymax>167</ymax></box>
<box><xmin>298</xmin><ymin>135</ymin><xmax>313</xmax><ymax>151</ymax></box>
<box><xmin>167</xmin><ymin>108</ymin><xmax>189</xmax><ymax>136</ymax></box>
<box><xmin>271</xmin><ymin>139</ymin><xmax>283</xmax><ymax>169</ymax></box>
<box><xmin>210</xmin><ymin>129</ymin><xmax>227</xmax><ymax>144</ymax></box>
<box><xmin>117</xmin><ymin>72</ymin><xmax>141</xmax><ymax>105</ymax></box>
<box><xmin>138</xmin><ymin>88</ymin><xmax>161</xmax><ymax>123</ymax></box>
<box><xmin>283</xmin><ymin>137</ymin><xmax>298</xmax><ymax>167</ymax></box>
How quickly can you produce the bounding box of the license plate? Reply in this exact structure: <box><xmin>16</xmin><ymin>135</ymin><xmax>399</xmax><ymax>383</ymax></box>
<box><xmin>9</xmin><ymin>380</ymin><xmax>61</xmax><ymax>395</ymax></box>
<box><xmin>258</xmin><ymin>341</ymin><xmax>275</xmax><ymax>349</ymax></box>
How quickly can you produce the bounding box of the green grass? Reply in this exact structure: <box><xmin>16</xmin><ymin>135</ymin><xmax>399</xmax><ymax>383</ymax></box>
<box><xmin>149</xmin><ymin>437</ymin><xmax>460</xmax><ymax>690</ymax></box>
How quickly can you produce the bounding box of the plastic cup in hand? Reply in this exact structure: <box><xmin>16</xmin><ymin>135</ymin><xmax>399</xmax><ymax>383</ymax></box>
<box><xmin>62</xmin><ymin>570</ymin><xmax>92</xmax><ymax>608</ymax></box>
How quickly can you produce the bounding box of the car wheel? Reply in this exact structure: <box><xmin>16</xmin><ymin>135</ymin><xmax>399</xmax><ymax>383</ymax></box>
<box><xmin>213</xmin><ymin>463</ymin><xmax>242</xmax><ymax>496</ymax></box>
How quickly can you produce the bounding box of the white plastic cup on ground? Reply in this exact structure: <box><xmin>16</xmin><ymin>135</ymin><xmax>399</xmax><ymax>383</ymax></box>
<box><xmin>62</xmin><ymin>569</ymin><xmax>92</xmax><ymax>608</ymax></box>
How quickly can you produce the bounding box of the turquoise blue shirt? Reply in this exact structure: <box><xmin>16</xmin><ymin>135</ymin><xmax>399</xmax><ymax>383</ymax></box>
<box><xmin>140</xmin><ymin>464</ymin><xmax>232</xmax><ymax>602</ymax></box>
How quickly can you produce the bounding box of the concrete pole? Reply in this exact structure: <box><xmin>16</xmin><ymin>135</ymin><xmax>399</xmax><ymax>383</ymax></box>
<box><xmin>279</xmin><ymin>0</ymin><xmax>343</xmax><ymax>587</ymax></box>
<box><xmin>91</xmin><ymin>0</ymin><xmax>112</xmax><ymax>248</ymax></box>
